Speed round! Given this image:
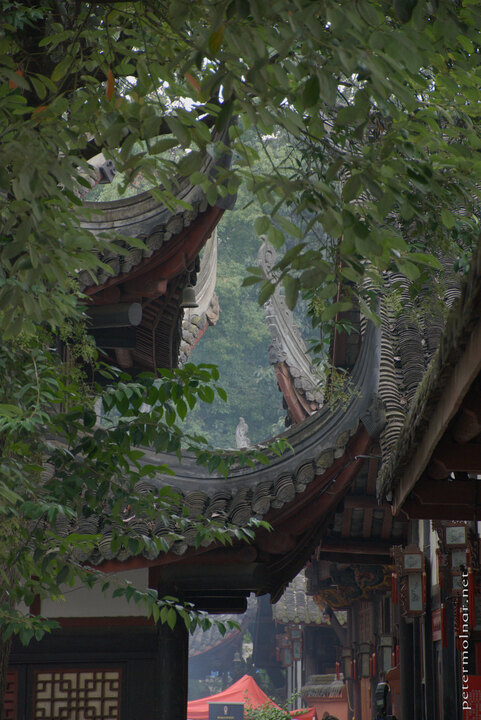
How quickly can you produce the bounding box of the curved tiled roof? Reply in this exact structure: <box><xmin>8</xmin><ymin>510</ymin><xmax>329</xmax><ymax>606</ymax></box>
<box><xmin>301</xmin><ymin>674</ymin><xmax>345</xmax><ymax>699</ymax></box>
<box><xmin>78</xmin><ymin>133</ymin><xmax>234</xmax><ymax>292</ymax></box>
<box><xmin>259</xmin><ymin>243</ymin><xmax>324</xmax><ymax>416</ymax></box>
<box><xmin>376</xmin><ymin>268</ymin><xmax>461</xmax><ymax>459</ymax></box>
<box><xmin>58</xmin><ymin>321</ymin><xmax>381</xmax><ymax>569</ymax></box>
<box><xmin>272</xmin><ymin>570</ymin><xmax>346</xmax><ymax>627</ymax></box>
<box><xmin>378</xmin><ymin>252</ymin><xmax>479</xmax><ymax>502</ymax></box>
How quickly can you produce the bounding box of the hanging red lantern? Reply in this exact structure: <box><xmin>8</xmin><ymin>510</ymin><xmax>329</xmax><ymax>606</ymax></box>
<box><xmin>372</xmin><ymin>652</ymin><xmax>377</xmax><ymax>676</ymax></box>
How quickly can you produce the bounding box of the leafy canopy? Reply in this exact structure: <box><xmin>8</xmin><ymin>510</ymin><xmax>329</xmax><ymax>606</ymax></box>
<box><xmin>3</xmin><ymin>1</ymin><xmax>481</xmax><ymax>335</ymax></box>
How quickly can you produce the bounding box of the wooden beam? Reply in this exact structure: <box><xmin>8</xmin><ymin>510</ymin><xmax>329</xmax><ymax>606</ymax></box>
<box><xmin>320</xmin><ymin>537</ymin><xmax>393</xmax><ymax>555</ymax></box>
<box><xmin>317</xmin><ymin>550</ymin><xmax>390</xmax><ymax>564</ymax></box>
<box><xmin>122</xmin><ymin>272</ymin><xmax>168</xmax><ymax>300</ymax></box>
<box><xmin>430</xmin><ymin>442</ymin><xmax>481</xmax><ymax>474</ymax></box>
<box><xmin>401</xmin><ymin>477</ymin><xmax>480</xmax><ymax>520</ymax></box>
<box><xmin>343</xmin><ymin>494</ymin><xmax>387</xmax><ymax>509</ymax></box>
<box><xmin>86</xmin><ymin>302</ymin><xmax>142</xmax><ymax>328</ymax></box>
<box><xmin>274</xmin><ymin>363</ymin><xmax>308</xmax><ymax>425</ymax></box>
<box><xmin>393</xmin><ymin>316</ymin><xmax>481</xmax><ymax>514</ymax></box>
<box><xmin>452</xmin><ymin>405</ymin><xmax>481</xmax><ymax>444</ymax></box>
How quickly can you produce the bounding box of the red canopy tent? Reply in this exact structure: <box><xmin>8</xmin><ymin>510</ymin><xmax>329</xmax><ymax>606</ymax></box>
<box><xmin>187</xmin><ymin>674</ymin><xmax>317</xmax><ymax>720</ymax></box>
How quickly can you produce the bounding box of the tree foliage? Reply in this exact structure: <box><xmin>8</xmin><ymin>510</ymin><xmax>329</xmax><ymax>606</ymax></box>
<box><xmin>0</xmin><ymin>333</ymin><xmax>275</xmax><ymax>643</ymax></box>
<box><xmin>3</xmin><ymin>1</ymin><xmax>481</xmax><ymax>333</ymax></box>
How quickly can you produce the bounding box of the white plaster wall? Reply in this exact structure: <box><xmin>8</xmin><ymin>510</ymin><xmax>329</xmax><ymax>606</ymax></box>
<box><xmin>41</xmin><ymin>568</ymin><xmax>149</xmax><ymax>618</ymax></box>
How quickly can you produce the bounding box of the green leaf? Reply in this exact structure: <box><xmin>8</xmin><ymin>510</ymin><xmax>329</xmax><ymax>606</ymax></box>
<box><xmin>166</xmin><ymin>117</ymin><xmax>191</xmax><ymax>147</ymax></box>
<box><xmin>397</xmin><ymin>258</ymin><xmax>420</xmax><ymax>281</ymax></box>
<box><xmin>177</xmin><ymin>151</ymin><xmax>203</xmax><ymax>176</ymax></box>
<box><xmin>51</xmin><ymin>57</ymin><xmax>71</xmax><ymax>82</ymax></box>
<box><xmin>258</xmin><ymin>280</ymin><xmax>276</xmax><ymax>306</ymax></box>
<box><xmin>209</xmin><ymin>25</ymin><xmax>225</xmax><ymax>54</ymax></box>
<box><xmin>441</xmin><ymin>208</ymin><xmax>456</xmax><ymax>229</ymax></box>
<box><xmin>254</xmin><ymin>216</ymin><xmax>271</xmax><ymax>235</ymax></box>
<box><xmin>0</xmin><ymin>404</ymin><xmax>23</xmax><ymax>418</ymax></box>
<box><xmin>342</xmin><ymin>174</ymin><xmax>363</xmax><ymax>202</ymax></box>
<box><xmin>302</xmin><ymin>75</ymin><xmax>320</xmax><ymax>109</ymax></box>
<box><xmin>282</xmin><ymin>275</ymin><xmax>299</xmax><ymax>310</ymax></box>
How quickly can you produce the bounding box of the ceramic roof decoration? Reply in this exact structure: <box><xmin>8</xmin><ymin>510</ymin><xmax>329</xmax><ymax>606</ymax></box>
<box><xmin>179</xmin><ymin>232</ymin><xmax>220</xmax><ymax>367</ymax></box>
<box><xmin>259</xmin><ymin>242</ymin><xmax>324</xmax><ymax>424</ymax></box>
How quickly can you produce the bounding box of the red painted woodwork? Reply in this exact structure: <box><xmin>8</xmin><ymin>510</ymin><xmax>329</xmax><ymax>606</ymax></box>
<box><xmin>402</xmin><ymin>478</ymin><xmax>481</xmax><ymax>520</ymax></box>
<box><xmin>430</xmin><ymin>443</ymin><xmax>481</xmax><ymax>475</ymax></box>
<box><xmin>475</xmin><ymin>642</ymin><xmax>481</xmax><ymax>674</ymax></box>
<box><xmin>85</xmin><ymin>206</ymin><xmax>223</xmax><ymax>300</ymax></box>
<box><xmin>273</xmin><ymin>363</ymin><xmax>310</xmax><ymax>425</ymax></box>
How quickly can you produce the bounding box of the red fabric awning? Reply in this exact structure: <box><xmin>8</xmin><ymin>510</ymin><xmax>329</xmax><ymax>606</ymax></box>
<box><xmin>187</xmin><ymin>674</ymin><xmax>317</xmax><ymax>720</ymax></box>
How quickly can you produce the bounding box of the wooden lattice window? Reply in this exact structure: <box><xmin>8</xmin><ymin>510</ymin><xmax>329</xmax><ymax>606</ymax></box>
<box><xmin>5</xmin><ymin>670</ymin><xmax>18</xmax><ymax>720</ymax></box>
<box><xmin>33</xmin><ymin>669</ymin><xmax>121</xmax><ymax>720</ymax></box>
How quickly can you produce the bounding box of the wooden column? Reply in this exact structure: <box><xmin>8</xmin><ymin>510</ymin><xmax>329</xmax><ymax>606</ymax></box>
<box><xmin>400</xmin><ymin>614</ymin><xmax>414</xmax><ymax>720</ymax></box>
<box><xmin>155</xmin><ymin>620</ymin><xmax>189</xmax><ymax>720</ymax></box>
<box><xmin>412</xmin><ymin>617</ymin><xmax>422</xmax><ymax>720</ymax></box>
<box><xmin>441</xmin><ymin>601</ymin><xmax>458</xmax><ymax>720</ymax></box>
